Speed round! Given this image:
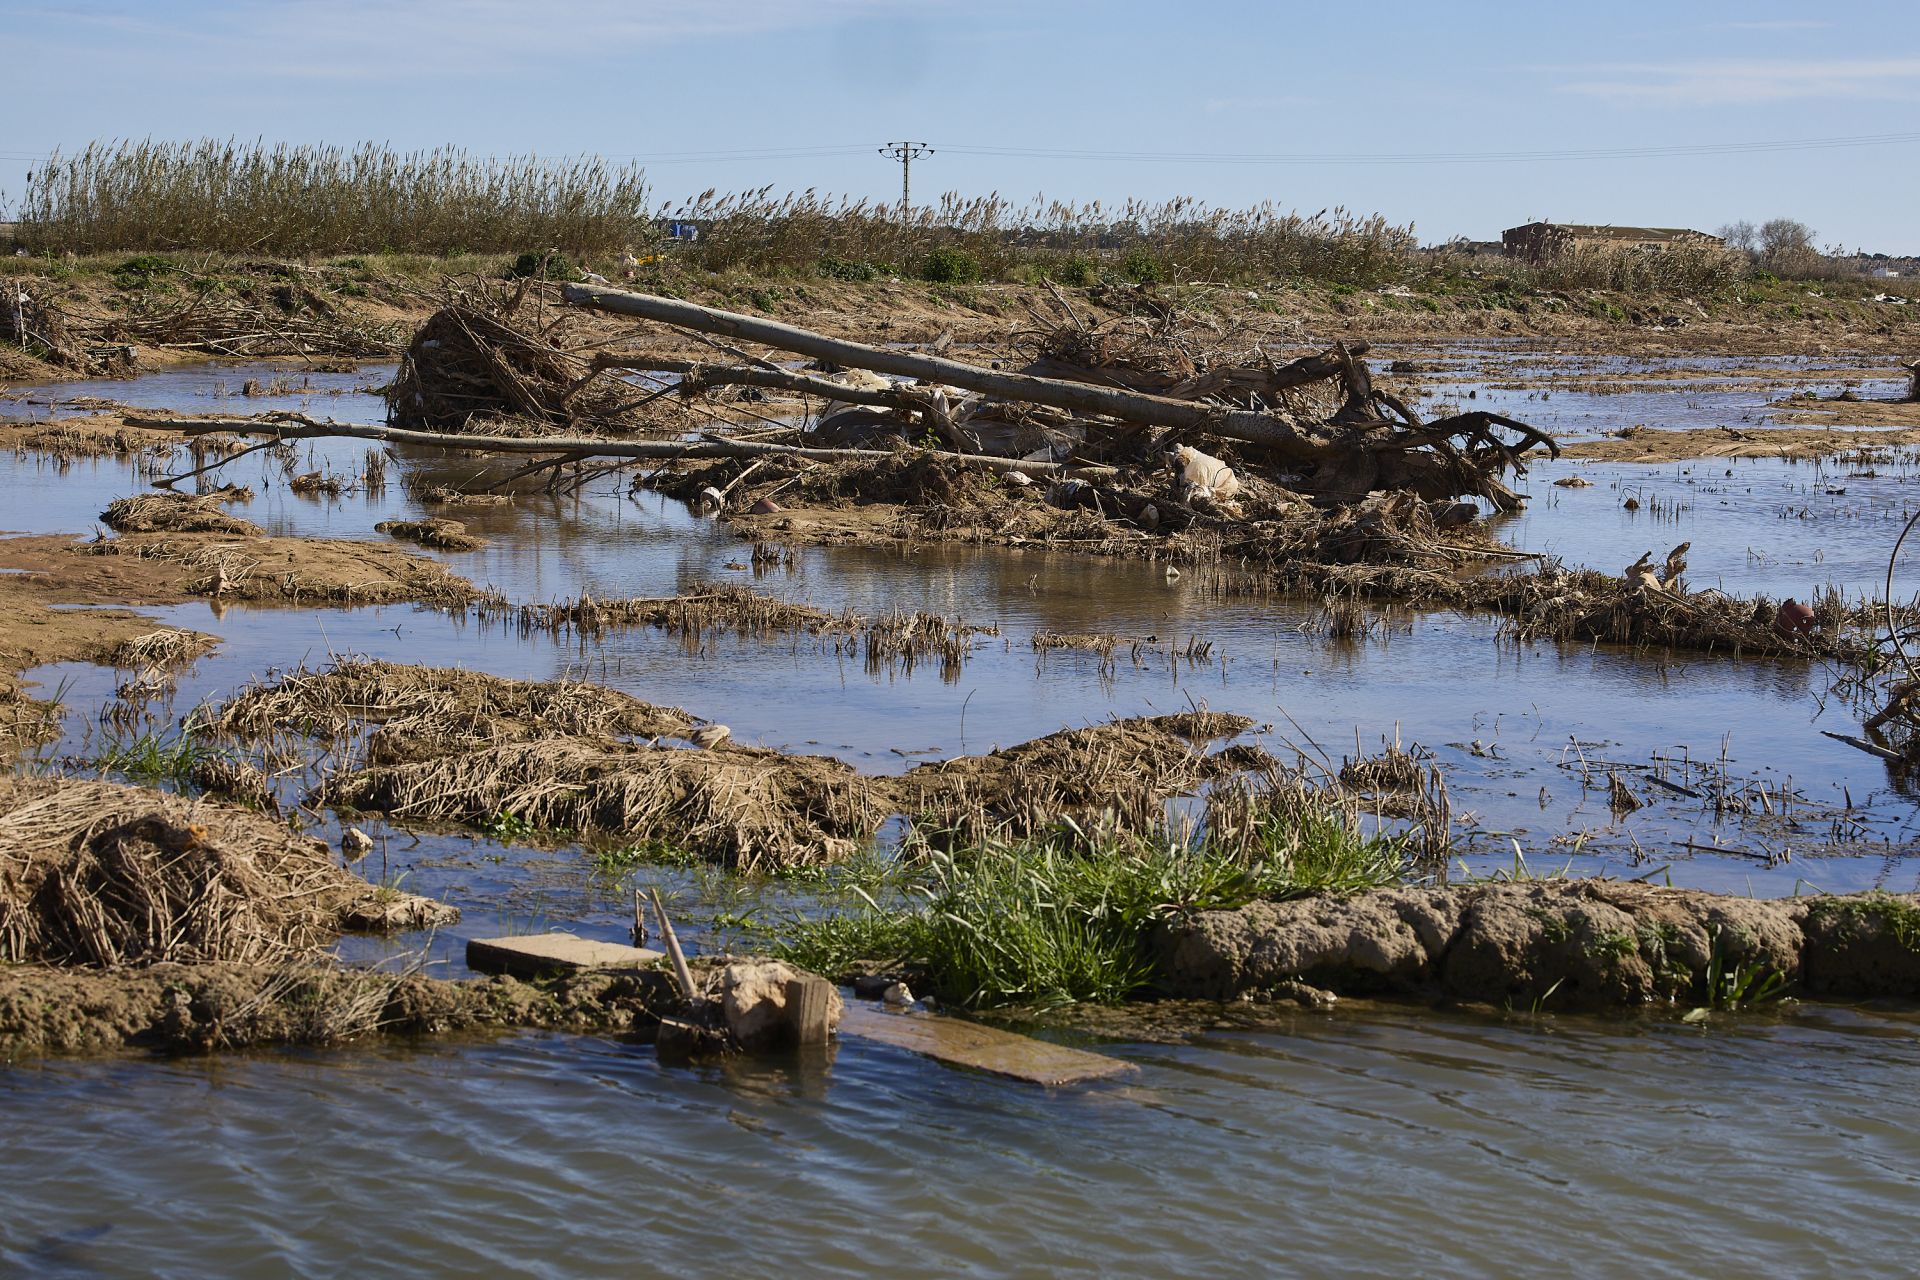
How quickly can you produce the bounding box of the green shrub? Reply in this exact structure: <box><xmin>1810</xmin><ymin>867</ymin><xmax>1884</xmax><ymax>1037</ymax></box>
<box><xmin>817</xmin><ymin>256</ymin><xmax>881</xmax><ymax>282</ymax></box>
<box><xmin>505</xmin><ymin>250</ymin><xmax>580</xmax><ymax>282</ymax></box>
<box><xmin>919</xmin><ymin>245</ymin><xmax>982</xmax><ymax>284</ymax></box>
<box><xmin>777</xmin><ymin>799</ymin><xmax>1408</xmax><ymax>1008</ymax></box>
<box><xmin>109</xmin><ymin>255</ymin><xmax>176</xmax><ymax>289</ymax></box>
<box><xmin>1054</xmin><ymin>255</ymin><xmax>1099</xmax><ymax>287</ymax></box>
<box><xmin>1120</xmin><ymin>249</ymin><xmax>1165</xmax><ymax>284</ymax></box>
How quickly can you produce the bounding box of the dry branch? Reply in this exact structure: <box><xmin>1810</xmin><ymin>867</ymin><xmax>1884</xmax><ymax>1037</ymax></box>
<box><xmin>124</xmin><ymin>414</ymin><xmax>1112</xmax><ymax>482</ymax></box>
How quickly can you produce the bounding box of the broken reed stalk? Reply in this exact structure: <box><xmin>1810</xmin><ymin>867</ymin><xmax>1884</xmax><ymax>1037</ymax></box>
<box><xmin>650</xmin><ymin>887</ymin><xmax>697</xmax><ymax>1000</ymax></box>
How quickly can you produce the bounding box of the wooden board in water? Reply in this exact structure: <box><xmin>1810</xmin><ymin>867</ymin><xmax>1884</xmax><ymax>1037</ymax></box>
<box><xmin>838</xmin><ymin>1001</ymin><xmax>1132</xmax><ymax>1086</ymax></box>
<box><xmin>467</xmin><ymin>932</ymin><xmax>664</xmax><ymax>979</ymax></box>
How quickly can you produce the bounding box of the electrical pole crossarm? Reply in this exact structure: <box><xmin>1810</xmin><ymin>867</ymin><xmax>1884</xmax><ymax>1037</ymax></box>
<box><xmin>878</xmin><ymin>141</ymin><xmax>932</xmax><ymax>216</ymax></box>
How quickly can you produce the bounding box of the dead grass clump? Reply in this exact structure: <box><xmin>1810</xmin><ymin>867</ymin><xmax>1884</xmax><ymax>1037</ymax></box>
<box><xmin>288</xmin><ymin>470</ymin><xmax>346</xmax><ymax>496</ymax></box>
<box><xmin>860</xmin><ymin>610</ymin><xmax>996</xmax><ymax>680</ymax></box>
<box><xmin>0</xmin><ymin>776</ymin><xmax>444</xmax><ymax>967</ymax></box>
<box><xmin>375</xmin><ymin>517</ymin><xmax>487</xmax><ymax>551</ymax></box>
<box><xmin>105</xmin><ymin>627</ymin><xmax>216</xmax><ymax>670</ymax></box>
<box><xmin>330</xmin><ymin>739</ymin><xmax>887</xmax><ymax>871</ymax></box>
<box><xmin>101</xmin><ymin>491</ymin><xmax>261</xmax><ymax>535</ymax></box>
<box><xmin>14</xmin><ymin>421</ymin><xmax>149</xmax><ymax>458</ymax></box>
<box><xmin>412</xmin><ymin>483</ymin><xmax>514</xmax><ymax>507</ymax></box>
<box><xmin>195</xmin><ymin>659</ymin><xmax>691</xmax><ymax>765</ymax></box>
<box><xmin>904</xmin><ymin>712</ymin><xmax>1255</xmax><ymax>839</ymax></box>
<box><xmin>504</xmin><ymin>582</ymin><xmax>846</xmax><ymax>642</ymax></box>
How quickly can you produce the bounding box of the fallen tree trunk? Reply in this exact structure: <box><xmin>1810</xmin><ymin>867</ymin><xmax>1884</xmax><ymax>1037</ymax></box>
<box><xmin>564</xmin><ymin>284</ymin><xmax>1557</xmax><ymax>510</ymax></box>
<box><xmin>125</xmin><ymin>414</ymin><xmax>1113</xmax><ymax>482</ymax></box>
<box><xmin>565</xmin><ymin>283</ymin><xmax>1330</xmax><ymax>454</ymax></box>
<box><xmin>589</xmin><ymin>355</ymin><xmax>917</xmax><ymax>411</ymax></box>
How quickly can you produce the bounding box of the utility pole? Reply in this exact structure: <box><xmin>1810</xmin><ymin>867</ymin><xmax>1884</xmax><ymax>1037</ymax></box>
<box><xmin>877</xmin><ymin>142</ymin><xmax>932</xmax><ymax>217</ymax></box>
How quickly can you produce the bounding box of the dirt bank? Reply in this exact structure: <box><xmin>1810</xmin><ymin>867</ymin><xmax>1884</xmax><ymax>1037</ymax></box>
<box><xmin>0</xmin><ymin>528</ymin><xmax>491</xmax><ymax>610</ymax></box>
<box><xmin>1157</xmin><ymin>880</ymin><xmax>1920</xmax><ymax>1009</ymax></box>
<box><xmin>7</xmin><ymin>257</ymin><xmax>1919</xmax><ymax>394</ymax></box>
<box><xmin>1561</xmin><ymin>422</ymin><xmax>1920</xmax><ymax>462</ymax></box>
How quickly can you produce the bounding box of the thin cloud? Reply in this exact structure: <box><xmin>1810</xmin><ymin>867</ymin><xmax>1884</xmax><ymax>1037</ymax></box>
<box><xmin>1202</xmin><ymin>95</ymin><xmax>1316</xmax><ymax>114</ymax></box>
<box><xmin>1557</xmin><ymin>58</ymin><xmax>1920</xmax><ymax>105</ymax></box>
<box><xmin>17</xmin><ymin>1</ymin><xmax>924</xmax><ymax>76</ymax></box>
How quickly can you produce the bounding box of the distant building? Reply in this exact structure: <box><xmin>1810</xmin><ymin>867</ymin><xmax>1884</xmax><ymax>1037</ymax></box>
<box><xmin>1502</xmin><ymin>222</ymin><xmax>1723</xmax><ymax>263</ymax></box>
<box><xmin>1870</xmin><ymin>265</ymin><xmax>1902</xmax><ymax>279</ymax></box>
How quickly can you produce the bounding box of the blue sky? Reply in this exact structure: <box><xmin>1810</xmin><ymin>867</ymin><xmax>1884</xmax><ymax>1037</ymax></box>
<box><xmin>7</xmin><ymin>0</ymin><xmax>1919</xmax><ymax>252</ymax></box>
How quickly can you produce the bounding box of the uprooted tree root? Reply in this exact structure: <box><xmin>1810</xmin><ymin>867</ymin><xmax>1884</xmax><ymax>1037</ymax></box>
<box><xmin>193</xmin><ymin>660</ymin><xmax>1273</xmax><ymax>868</ymax></box>
<box><xmin>0</xmin><ymin>776</ymin><xmax>454</xmax><ymax>968</ymax></box>
<box><xmin>385</xmin><ymin>278</ymin><xmax>636</xmax><ymax>432</ymax></box>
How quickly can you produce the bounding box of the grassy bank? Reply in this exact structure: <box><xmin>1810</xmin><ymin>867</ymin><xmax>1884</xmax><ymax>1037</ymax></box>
<box><xmin>775</xmin><ymin>786</ymin><xmax>1413</xmax><ymax>1009</ymax></box>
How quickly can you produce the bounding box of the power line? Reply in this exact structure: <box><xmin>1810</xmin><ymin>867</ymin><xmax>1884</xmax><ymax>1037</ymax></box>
<box><xmin>929</xmin><ymin>131</ymin><xmax>1920</xmax><ymax>166</ymax></box>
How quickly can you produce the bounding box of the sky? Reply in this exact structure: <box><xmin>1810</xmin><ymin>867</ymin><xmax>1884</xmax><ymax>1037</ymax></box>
<box><xmin>6</xmin><ymin>0</ymin><xmax>1919</xmax><ymax>253</ymax></box>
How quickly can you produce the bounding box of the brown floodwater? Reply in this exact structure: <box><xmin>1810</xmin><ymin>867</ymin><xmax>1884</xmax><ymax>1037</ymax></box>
<box><xmin>6</xmin><ymin>353</ymin><xmax>1920</xmax><ymax>1275</ymax></box>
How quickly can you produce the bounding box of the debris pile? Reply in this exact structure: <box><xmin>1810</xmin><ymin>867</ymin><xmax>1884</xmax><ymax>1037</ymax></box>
<box><xmin>386</xmin><ymin>279</ymin><xmax>634</xmax><ymax>431</ymax></box>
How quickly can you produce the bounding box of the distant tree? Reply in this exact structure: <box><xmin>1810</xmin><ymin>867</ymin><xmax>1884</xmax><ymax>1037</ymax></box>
<box><xmin>1716</xmin><ymin>220</ymin><xmax>1758</xmax><ymax>255</ymax></box>
<box><xmin>1758</xmin><ymin>218</ymin><xmax>1820</xmax><ymax>276</ymax></box>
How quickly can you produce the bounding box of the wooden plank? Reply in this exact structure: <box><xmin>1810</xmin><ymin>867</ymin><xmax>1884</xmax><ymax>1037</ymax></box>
<box><xmin>466</xmin><ymin>932</ymin><xmax>664</xmax><ymax>979</ymax></box>
<box><xmin>837</xmin><ymin>1000</ymin><xmax>1132</xmax><ymax>1086</ymax></box>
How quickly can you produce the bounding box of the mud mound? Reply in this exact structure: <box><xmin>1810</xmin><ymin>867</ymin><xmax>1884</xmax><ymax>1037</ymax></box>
<box><xmin>100</xmin><ymin>491</ymin><xmax>260</xmax><ymax>535</ymax></box>
<box><xmin>1158</xmin><ymin>880</ymin><xmax>1920</xmax><ymax>1008</ymax></box>
<box><xmin>82</xmin><ymin>534</ymin><xmax>491</xmax><ymax>608</ymax></box>
<box><xmin>374</xmin><ymin>517</ymin><xmax>487</xmax><ymax>551</ymax></box>
<box><xmin>0</xmin><ymin>777</ymin><xmax>451</xmax><ymax>968</ymax></box>
<box><xmin>0</xmin><ymin>959</ymin><xmax>682</xmax><ymax>1059</ymax></box>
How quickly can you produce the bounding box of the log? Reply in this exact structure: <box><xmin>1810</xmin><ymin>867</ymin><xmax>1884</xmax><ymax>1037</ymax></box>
<box><xmin>124</xmin><ymin>413</ymin><xmax>1114</xmax><ymax>481</ymax></box>
<box><xmin>564</xmin><ymin>283</ymin><xmax>1330</xmax><ymax>455</ymax></box>
<box><xmin>590</xmin><ymin>355</ymin><xmax>919</xmax><ymax>412</ymax></box>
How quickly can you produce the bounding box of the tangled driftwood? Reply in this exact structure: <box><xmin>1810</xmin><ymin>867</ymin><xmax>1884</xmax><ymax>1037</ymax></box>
<box><xmin>561</xmin><ymin>284</ymin><xmax>1558</xmax><ymax>510</ymax></box>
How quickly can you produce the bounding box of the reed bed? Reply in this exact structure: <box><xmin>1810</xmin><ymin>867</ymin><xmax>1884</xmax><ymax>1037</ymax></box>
<box><xmin>18</xmin><ymin>140</ymin><xmax>653</xmax><ymax>256</ymax></box>
<box><xmin>500</xmin><ymin>582</ymin><xmax>846</xmax><ymax>643</ymax></box>
<box><xmin>331</xmin><ymin>738</ymin><xmax>884</xmax><ymax>872</ymax></box>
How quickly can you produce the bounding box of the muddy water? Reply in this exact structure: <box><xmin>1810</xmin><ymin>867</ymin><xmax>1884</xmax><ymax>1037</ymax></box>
<box><xmin>8</xmin><ymin>356</ymin><xmax>1920</xmax><ymax>1275</ymax></box>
